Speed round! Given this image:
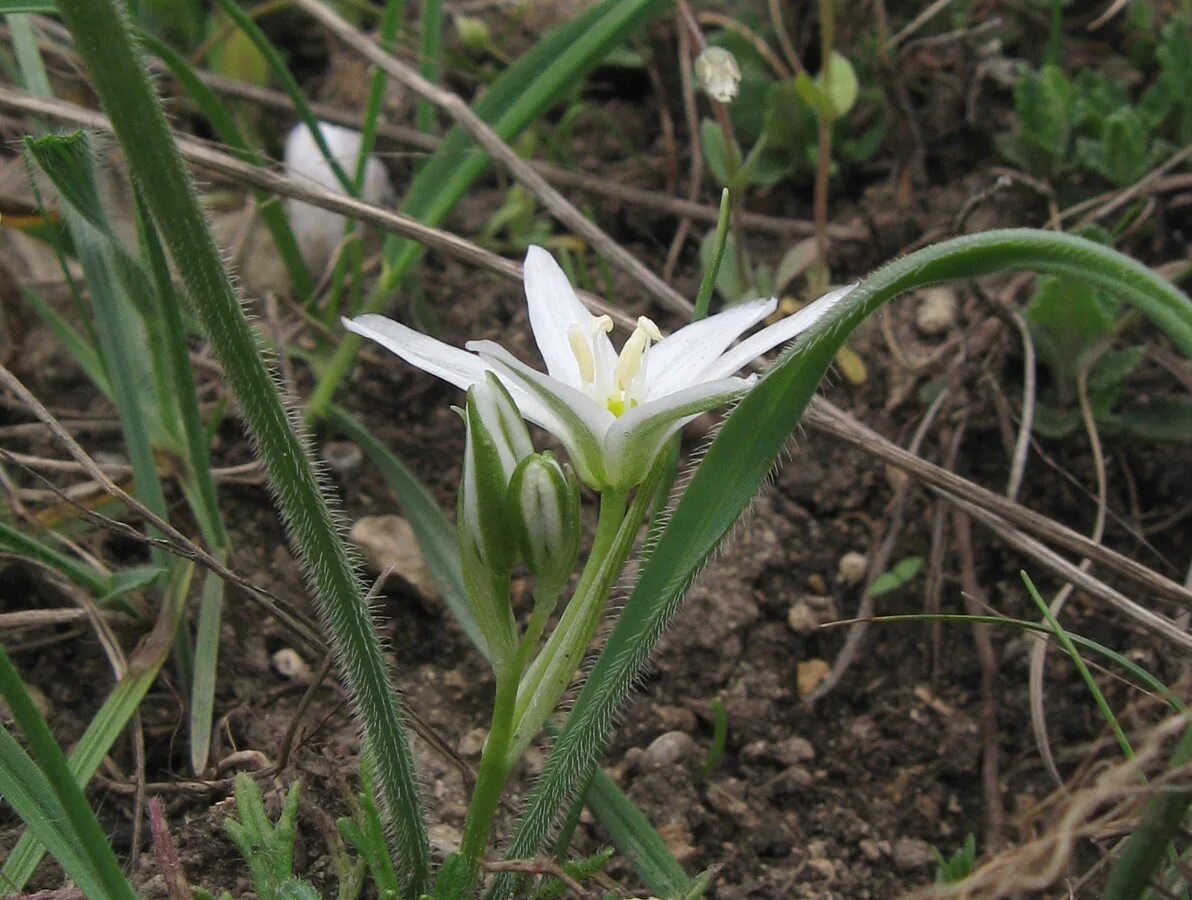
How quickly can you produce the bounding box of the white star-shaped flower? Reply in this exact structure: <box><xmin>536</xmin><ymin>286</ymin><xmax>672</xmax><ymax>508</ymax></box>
<box><xmin>345</xmin><ymin>247</ymin><xmax>853</xmax><ymax>491</ymax></box>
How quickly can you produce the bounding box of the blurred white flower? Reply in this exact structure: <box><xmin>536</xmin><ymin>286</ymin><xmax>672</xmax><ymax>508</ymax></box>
<box><xmin>345</xmin><ymin>247</ymin><xmax>853</xmax><ymax>491</ymax></box>
<box><xmin>283</xmin><ymin>121</ymin><xmax>392</xmax><ymax>272</ymax></box>
<box><xmin>695</xmin><ymin>46</ymin><xmax>741</xmax><ymax>104</ymax></box>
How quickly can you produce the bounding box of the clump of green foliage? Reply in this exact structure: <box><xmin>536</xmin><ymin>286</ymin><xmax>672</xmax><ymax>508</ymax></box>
<box><xmin>1001</xmin><ymin>17</ymin><xmax>1192</xmax><ymax>188</ymax></box>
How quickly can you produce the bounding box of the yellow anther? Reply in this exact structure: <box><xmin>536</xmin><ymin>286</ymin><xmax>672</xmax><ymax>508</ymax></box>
<box><xmin>636</xmin><ymin>316</ymin><xmax>662</xmax><ymax>342</ymax></box>
<box><xmin>590</xmin><ymin>314</ymin><xmax>614</xmax><ymax>335</ymax></box>
<box><xmin>614</xmin><ymin>318</ymin><xmax>661</xmax><ymax>392</ymax></box>
<box><xmin>567</xmin><ymin>323</ymin><xmax>595</xmax><ymax>383</ymax></box>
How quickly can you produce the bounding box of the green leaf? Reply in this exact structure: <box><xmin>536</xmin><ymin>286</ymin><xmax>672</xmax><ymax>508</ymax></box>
<box><xmin>495</xmin><ymin>229</ymin><xmax>1192</xmax><ymax>883</ymax></box>
<box><xmin>1157</xmin><ymin>18</ymin><xmax>1192</xmax><ymax>144</ymax></box>
<box><xmin>1103</xmin><ymin>395</ymin><xmax>1192</xmax><ymax>441</ymax></box>
<box><xmin>0</xmin><ymin>0</ymin><xmax>57</xmax><ymax>11</ymax></box>
<box><xmin>761</xmin><ymin>78</ymin><xmax>814</xmax><ymax>157</ymax></box>
<box><xmin>818</xmin><ymin>50</ymin><xmax>858</xmax><ymax>119</ymax></box>
<box><xmin>1080</xmin><ymin>107</ymin><xmax>1149</xmax><ymax>186</ymax></box>
<box><xmin>139</xmin><ymin>30</ymin><xmax>313</xmax><ymax>297</ymax></box>
<box><xmin>699</xmin><ymin>117</ymin><xmax>734</xmax><ymax>187</ymax></box>
<box><xmin>1019</xmin><ymin>64</ymin><xmax>1074</xmax><ymax>157</ymax></box>
<box><xmin>794</xmin><ymin>71</ymin><xmax>835</xmax><ymax>121</ymax></box>
<box><xmin>867</xmin><ymin>556</ymin><xmax>924</xmax><ymax>598</ymax></box>
<box><xmin>55</xmin><ymin>0</ymin><xmax>432</xmax><ymax>891</ymax></box>
<box><xmin>0</xmin><ymin>519</ymin><xmax>109</xmax><ymax>597</ymax></box>
<box><xmin>1025</xmin><ymin>275</ymin><xmax>1115</xmax><ymax>395</ymax></box>
<box><xmin>2</xmin><ymin>560</ymin><xmax>192</xmax><ymax>891</ymax></box>
<box><xmin>0</xmin><ymin>643</ymin><xmax>138</xmax><ymax>899</ymax></box>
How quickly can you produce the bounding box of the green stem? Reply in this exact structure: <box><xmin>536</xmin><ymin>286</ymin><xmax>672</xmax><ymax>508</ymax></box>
<box><xmin>456</xmin><ymin>669</ymin><xmax>520</xmax><ymax>892</ymax></box>
<box><xmin>508</xmin><ymin>490</ymin><xmax>628</xmax><ymax>762</ymax></box>
<box><xmin>53</xmin><ymin>1</ymin><xmax>431</xmax><ymax>892</ymax></box>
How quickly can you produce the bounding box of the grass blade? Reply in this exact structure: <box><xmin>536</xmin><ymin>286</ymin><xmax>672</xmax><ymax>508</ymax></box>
<box><xmin>0</xmin><ymin>726</ymin><xmax>104</xmax><ymax>894</ymax></box>
<box><xmin>54</xmin><ymin>1</ymin><xmax>432</xmax><ymax>890</ymax></box>
<box><xmin>0</xmin><ymin>519</ymin><xmax>110</xmax><ymax>597</ymax></box>
<box><xmin>0</xmin><ymin>643</ymin><xmax>137</xmax><ymax>900</ymax></box>
<box><xmin>497</xmin><ymin>228</ymin><xmax>1192</xmax><ymax>875</ymax></box>
<box><xmin>140</xmin><ymin>31</ymin><xmax>313</xmax><ymax>298</ymax></box>
<box><xmin>212</xmin><ymin>0</ymin><xmax>355</xmax><ymax>196</ymax></box>
<box><xmin>1</xmin><ymin>560</ymin><xmax>193</xmax><ymax>892</ymax></box>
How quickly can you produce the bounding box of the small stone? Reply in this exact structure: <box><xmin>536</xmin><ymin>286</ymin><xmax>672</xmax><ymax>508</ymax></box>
<box><xmin>642</xmin><ymin>731</ymin><xmax>695</xmax><ymax>769</ymax></box>
<box><xmin>805</xmin><ymin>573</ymin><xmax>827</xmax><ymax>594</ymax></box>
<box><xmin>321</xmin><ymin>440</ymin><xmax>363</xmax><ymax>473</ymax></box>
<box><xmin>775</xmin><ymin>764</ymin><xmax>814</xmax><ymax>791</ymax></box>
<box><xmin>349</xmin><ymin>515</ymin><xmax>437</xmax><ymax>600</ymax></box>
<box><xmin>797</xmin><ymin>659</ymin><xmax>831</xmax><ymax>697</ymax></box>
<box><xmin>892</xmin><ymin>836</ymin><xmax>934</xmax><ymax>871</ymax></box>
<box><xmin>429</xmin><ymin>823</ymin><xmax>462</xmax><ymax>855</ymax></box>
<box><xmin>916</xmin><ymin>287</ymin><xmax>958</xmax><ymax>336</ymax></box>
<box><xmin>837</xmin><ymin>551</ymin><xmax>868</xmax><ymax>586</ymax></box>
<box><xmin>271</xmin><ymin>648</ymin><xmax>313</xmax><ymax>683</ymax></box>
<box><xmin>657</xmin><ymin>822</ymin><xmax>698</xmax><ymax>866</ymax></box>
<box><xmin>805</xmin><ymin>857</ymin><xmax>836</xmax><ymax>881</ymax></box>
<box><xmin>775</xmin><ymin>736</ymin><xmax>816</xmax><ymax>764</ymax></box>
<box><xmin>787</xmin><ymin>601</ymin><xmax>818</xmax><ymax>634</ymax></box>
<box><xmin>654</xmin><ymin>704</ymin><xmax>697</xmax><ymax>733</ymax></box>
<box><xmin>457</xmin><ymin>727</ymin><xmax>487</xmax><ymax>757</ymax></box>
<box><xmin>859</xmin><ymin>838</ymin><xmax>882</xmax><ymax>862</ymax></box>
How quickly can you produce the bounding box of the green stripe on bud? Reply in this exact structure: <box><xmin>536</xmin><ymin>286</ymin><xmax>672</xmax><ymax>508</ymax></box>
<box><xmin>459</xmin><ymin>373</ymin><xmax>532</xmax><ymax>671</ymax></box>
<box><xmin>508</xmin><ymin>452</ymin><xmax>580</xmax><ymax>599</ymax></box>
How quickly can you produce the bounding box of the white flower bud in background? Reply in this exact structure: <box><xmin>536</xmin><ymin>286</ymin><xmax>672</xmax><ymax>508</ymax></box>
<box><xmin>508</xmin><ymin>452</ymin><xmax>580</xmax><ymax>598</ymax></box>
<box><xmin>283</xmin><ymin>121</ymin><xmax>393</xmax><ymax>272</ymax></box>
<box><xmin>695</xmin><ymin>46</ymin><xmax>741</xmax><ymax>104</ymax></box>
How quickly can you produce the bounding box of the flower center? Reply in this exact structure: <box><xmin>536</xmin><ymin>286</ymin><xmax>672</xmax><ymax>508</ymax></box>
<box><xmin>568</xmin><ymin>314</ymin><xmax>661</xmax><ymax>417</ymax></box>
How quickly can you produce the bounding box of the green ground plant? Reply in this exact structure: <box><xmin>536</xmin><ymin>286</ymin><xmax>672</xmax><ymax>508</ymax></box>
<box><xmin>1</xmin><ymin>1</ymin><xmax>1191</xmax><ymax>898</ymax></box>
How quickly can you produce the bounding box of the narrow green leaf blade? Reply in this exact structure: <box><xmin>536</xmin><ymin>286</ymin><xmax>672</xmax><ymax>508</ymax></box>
<box><xmin>498</xmin><ymin>228</ymin><xmax>1192</xmax><ymax>875</ymax></box>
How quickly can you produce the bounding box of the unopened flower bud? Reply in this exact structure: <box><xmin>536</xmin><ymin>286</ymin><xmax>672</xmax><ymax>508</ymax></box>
<box><xmin>695</xmin><ymin>46</ymin><xmax>741</xmax><ymax>104</ymax></box>
<box><xmin>459</xmin><ymin>373</ymin><xmax>532</xmax><ymax>575</ymax></box>
<box><xmin>508</xmin><ymin>453</ymin><xmax>580</xmax><ymax>597</ymax></box>
<box><xmin>454</xmin><ymin>14</ymin><xmax>491</xmax><ymax>53</ymax></box>
<box><xmin>458</xmin><ymin>374</ymin><xmax>532</xmax><ymax>669</ymax></box>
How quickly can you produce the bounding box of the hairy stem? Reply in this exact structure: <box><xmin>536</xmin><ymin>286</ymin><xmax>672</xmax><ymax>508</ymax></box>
<box><xmin>53</xmin><ymin>1</ymin><xmax>431</xmax><ymax>892</ymax></box>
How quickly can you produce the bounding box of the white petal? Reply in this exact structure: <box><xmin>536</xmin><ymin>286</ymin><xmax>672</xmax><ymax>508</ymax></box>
<box><xmin>644</xmin><ymin>297</ymin><xmax>776</xmax><ymax>400</ymax></box>
<box><xmin>344</xmin><ymin>314</ymin><xmax>490</xmax><ymax>391</ymax></box>
<box><xmin>523</xmin><ymin>246</ymin><xmax>613</xmax><ymax>388</ymax></box>
<box><xmin>699</xmin><ymin>284</ymin><xmax>856</xmax><ymax>381</ymax></box>
<box><xmin>603</xmin><ymin>376</ymin><xmax>751</xmax><ymax>490</ymax></box>
<box><xmin>468</xmin><ymin>340</ymin><xmax>616</xmax><ymax>488</ymax></box>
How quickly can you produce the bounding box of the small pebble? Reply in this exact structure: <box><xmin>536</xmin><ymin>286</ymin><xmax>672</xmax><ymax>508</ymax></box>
<box><xmin>321</xmin><ymin>440</ymin><xmax>362</xmax><ymax>473</ymax></box>
<box><xmin>429</xmin><ymin>823</ymin><xmax>462</xmax><ymax>855</ymax></box>
<box><xmin>657</xmin><ymin>822</ymin><xmax>698</xmax><ymax>865</ymax></box>
<box><xmin>797</xmin><ymin>659</ymin><xmax>831</xmax><ymax>697</ymax></box>
<box><xmin>349</xmin><ymin>515</ymin><xmax>438</xmax><ymax>600</ymax></box>
<box><xmin>457</xmin><ymin>727</ymin><xmax>487</xmax><ymax>757</ymax></box>
<box><xmin>859</xmin><ymin>838</ymin><xmax>883</xmax><ymax>862</ymax></box>
<box><xmin>892</xmin><ymin>836</ymin><xmax>935</xmax><ymax>871</ymax></box>
<box><xmin>916</xmin><ymin>286</ymin><xmax>958</xmax><ymax>336</ymax></box>
<box><xmin>787</xmin><ymin>601</ymin><xmax>818</xmax><ymax>634</ymax></box>
<box><xmin>837</xmin><ymin>551</ymin><xmax>868</xmax><ymax>586</ymax></box>
<box><xmin>271</xmin><ymin>648</ymin><xmax>312</xmax><ymax>683</ymax></box>
<box><xmin>642</xmin><ymin>731</ymin><xmax>695</xmax><ymax>769</ymax></box>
